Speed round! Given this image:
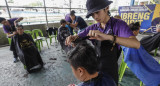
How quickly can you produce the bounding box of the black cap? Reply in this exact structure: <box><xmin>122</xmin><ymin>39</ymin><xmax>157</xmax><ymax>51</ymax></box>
<box><xmin>86</xmin><ymin>0</ymin><xmax>113</xmax><ymax>18</ymax></box>
<box><xmin>0</xmin><ymin>17</ymin><xmax>6</xmax><ymax>23</ymax></box>
<box><xmin>70</xmin><ymin>10</ymin><xmax>76</xmax><ymax>16</ymax></box>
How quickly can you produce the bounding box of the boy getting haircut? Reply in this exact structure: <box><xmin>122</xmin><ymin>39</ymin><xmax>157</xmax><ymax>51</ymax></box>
<box><xmin>67</xmin><ymin>40</ymin><xmax>116</xmax><ymax>86</ymax></box>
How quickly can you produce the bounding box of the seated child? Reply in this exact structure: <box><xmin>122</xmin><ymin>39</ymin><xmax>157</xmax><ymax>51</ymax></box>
<box><xmin>10</xmin><ymin>25</ymin><xmax>43</xmax><ymax>73</ymax></box>
<box><xmin>67</xmin><ymin>40</ymin><xmax>116</xmax><ymax>86</ymax></box>
<box><xmin>129</xmin><ymin>22</ymin><xmax>140</xmax><ymax>36</ymax></box>
<box><xmin>57</xmin><ymin>19</ymin><xmax>71</xmax><ymax>52</ymax></box>
<box><xmin>129</xmin><ymin>22</ymin><xmax>160</xmax><ymax>52</ymax></box>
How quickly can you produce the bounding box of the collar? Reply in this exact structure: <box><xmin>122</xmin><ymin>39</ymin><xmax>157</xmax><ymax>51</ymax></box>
<box><xmin>96</xmin><ymin>17</ymin><xmax>112</xmax><ymax>28</ymax></box>
<box><xmin>83</xmin><ymin>73</ymin><xmax>102</xmax><ymax>84</ymax></box>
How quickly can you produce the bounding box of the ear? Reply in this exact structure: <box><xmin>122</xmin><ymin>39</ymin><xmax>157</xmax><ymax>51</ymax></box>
<box><xmin>77</xmin><ymin>67</ymin><xmax>84</xmax><ymax>77</ymax></box>
<box><xmin>104</xmin><ymin>6</ymin><xmax>109</xmax><ymax>13</ymax></box>
<box><xmin>133</xmin><ymin>31</ymin><xmax>136</xmax><ymax>34</ymax></box>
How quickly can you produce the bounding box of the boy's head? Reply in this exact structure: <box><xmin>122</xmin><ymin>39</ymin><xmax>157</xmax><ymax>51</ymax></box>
<box><xmin>129</xmin><ymin>22</ymin><xmax>140</xmax><ymax>36</ymax></box>
<box><xmin>67</xmin><ymin>40</ymin><xmax>99</xmax><ymax>81</ymax></box>
<box><xmin>60</xmin><ymin>19</ymin><xmax>67</xmax><ymax>27</ymax></box>
<box><xmin>16</xmin><ymin>25</ymin><xmax>24</xmax><ymax>35</ymax></box>
<box><xmin>0</xmin><ymin>17</ymin><xmax>7</xmax><ymax>25</ymax></box>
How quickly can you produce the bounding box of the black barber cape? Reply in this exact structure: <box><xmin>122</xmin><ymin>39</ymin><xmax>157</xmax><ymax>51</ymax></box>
<box><xmin>140</xmin><ymin>32</ymin><xmax>160</xmax><ymax>52</ymax></box>
<box><xmin>10</xmin><ymin>33</ymin><xmax>43</xmax><ymax>73</ymax></box>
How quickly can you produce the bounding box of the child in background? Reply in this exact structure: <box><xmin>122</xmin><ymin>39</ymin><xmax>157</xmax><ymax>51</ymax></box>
<box><xmin>57</xmin><ymin>19</ymin><xmax>71</xmax><ymax>53</ymax></box>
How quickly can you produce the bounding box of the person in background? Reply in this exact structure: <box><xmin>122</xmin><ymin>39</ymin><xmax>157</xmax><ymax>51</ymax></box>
<box><xmin>11</xmin><ymin>25</ymin><xmax>43</xmax><ymax>73</ymax></box>
<box><xmin>69</xmin><ymin>10</ymin><xmax>88</xmax><ymax>34</ymax></box>
<box><xmin>0</xmin><ymin>17</ymin><xmax>23</xmax><ymax>63</ymax></box>
<box><xmin>65</xmin><ymin>11</ymin><xmax>74</xmax><ymax>35</ymax></box>
<box><xmin>68</xmin><ymin>40</ymin><xmax>116</xmax><ymax>86</ymax></box>
<box><xmin>129</xmin><ymin>22</ymin><xmax>160</xmax><ymax>52</ymax></box>
<box><xmin>58</xmin><ymin>19</ymin><xmax>71</xmax><ymax>53</ymax></box>
<box><xmin>129</xmin><ymin>22</ymin><xmax>140</xmax><ymax>36</ymax></box>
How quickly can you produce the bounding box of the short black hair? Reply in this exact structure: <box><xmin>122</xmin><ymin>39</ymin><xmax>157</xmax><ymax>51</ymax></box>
<box><xmin>16</xmin><ymin>25</ymin><xmax>23</xmax><ymax>29</ymax></box>
<box><xmin>67</xmin><ymin>40</ymin><xmax>99</xmax><ymax>75</ymax></box>
<box><xmin>70</xmin><ymin>10</ymin><xmax>76</xmax><ymax>16</ymax></box>
<box><xmin>129</xmin><ymin>22</ymin><xmax>140</xmax><ymax>31</ymax></box>
<box><xmin>60</xmin><ymin>19</ymin><xmax>66</xmax><ymax>24</ymax></box>
<box><xmin>0</xmin><ymin>17</ymin><xmax>6</xmax><ymax>23</ymax></box>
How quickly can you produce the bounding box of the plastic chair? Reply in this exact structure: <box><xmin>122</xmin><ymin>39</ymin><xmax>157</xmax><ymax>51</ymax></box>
<box><xmin>118</xmin><ymin>50</ymin><xmax>128</xmax><ymax>82</ymax></box>
<box><xmin>88</xmin><ymin>22</ymin><xmax>93</xmax><ymax>26</ymax></box>
<box><xmin>46</xmin><ymin>29</ymin><xmax>58</xmax><ymax>45</ymax></box>
<box><xmin>49</xmin><ymin>34</ymin><xmax>54</xmax><ymax>45</ymax></box>
<box><xmin>140</xmin><ymin>81</ymin><xmax>143</xmax><ymax>86</ymax></box>
<box><xmin>119</xmin><ymin>50</ymin><xmax>145</xmax><ymax>86</ymax></box>
<box><xmin>54</xmin><ymin>31</ymin><xmax>57</xmax><ymax>43</ymax></box>
<box><xmin>24</xmin><ymin>30</ymin><xmax>41</xmax><ymax>51</ymax></box>
<box><xmin>24</xmin><ymin>30</ymin><xmax>33</xmax><ymax>36</ymax></box>
<box><xmin>154</xmin><ymin>48</ymin><xmax>158</xmax><ymax>56</ymax></box>
<box><xmin>32</xmin><ymin>29</ymin><xmax>49</xmax><ymax>49</ymax></box>
<box><xmin>8</xmin><ymin>38</ymin><xmax>11</xmax><ymax>45</ymax></box>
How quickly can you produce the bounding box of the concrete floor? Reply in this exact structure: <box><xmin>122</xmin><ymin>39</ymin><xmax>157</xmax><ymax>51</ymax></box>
<box><xmin>0</xmin><ymin>34</ymin><xmax>159</xmax><ymax>86</ymax></box>
<box><xmin>0</xmin><ymin>41</ymin><xmax>79</xmax><ymax>86</ymax></box>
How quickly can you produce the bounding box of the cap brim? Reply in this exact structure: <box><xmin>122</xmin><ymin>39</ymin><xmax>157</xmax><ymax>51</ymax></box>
<box><xmin>86</xmin><ymin>1</ymin><xmax>112</xmax><ymax>18</ymax></box>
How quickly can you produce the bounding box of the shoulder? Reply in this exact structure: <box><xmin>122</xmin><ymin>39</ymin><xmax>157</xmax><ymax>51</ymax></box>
<box><xmin>112</xmin><ymin>18</ymin><xmax>127</xmax><ymax>26</ymax></box>
<box><xmin>112</xmin><ymin>17</ymin><xmax>129</xmax><ymax>30</ymax></box>
<box><xmin>77</xmin><ymin>16</ymin><xmax>83</xmax><ymax>20</ymax></box>
<box><xmin>9</xmin><ymin>18</ymin><xmax>18</xmax><ymax>21</ymax></box>
<box><xmin>86</xmin><ymin>24</ymin><xmax>98</xmax><ymax>30</ymax></box>
<box><xmin>65</xmin><ymin>14</ymin><xmax>70</xmax><ymax>17</ymax></box>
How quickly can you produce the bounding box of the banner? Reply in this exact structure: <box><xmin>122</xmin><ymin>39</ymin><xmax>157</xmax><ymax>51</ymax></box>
<box><xmin>118</xmin><ymin>4</ymin><xmax>160</xmax><ymax>33</ymax></box>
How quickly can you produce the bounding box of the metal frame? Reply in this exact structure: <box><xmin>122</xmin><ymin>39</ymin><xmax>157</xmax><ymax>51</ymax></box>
<box><xmin>1</xmin><ymin>0</ymin><xmax>86</xmax><ymax>28</ymax></box>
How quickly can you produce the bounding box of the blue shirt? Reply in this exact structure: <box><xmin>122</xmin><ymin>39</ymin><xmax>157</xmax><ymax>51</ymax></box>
<box><xmin>65</xmin><ymin>25</ymin><xmax>73</xmax><ymax>35</ymax></box>
<box><xmin>73</xmin><ymin>16</ymin><xmax>88</xmax><ymax>30</ymax></box>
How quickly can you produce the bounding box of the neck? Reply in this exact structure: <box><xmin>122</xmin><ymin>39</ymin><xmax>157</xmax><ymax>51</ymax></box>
<box><xmin>83</xmin><ymin>72</ymin><xmax>98</xmax><ymax>82</ymax></box>
<box><xmin>7</xmin><ymin>20</ymin><xmax>10</xmax><ymax>25</ymax></box>
<box><xmin>100</xmin><ymin>16</ymin><xmax>110</xmax><ymax>29</ymax></box>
